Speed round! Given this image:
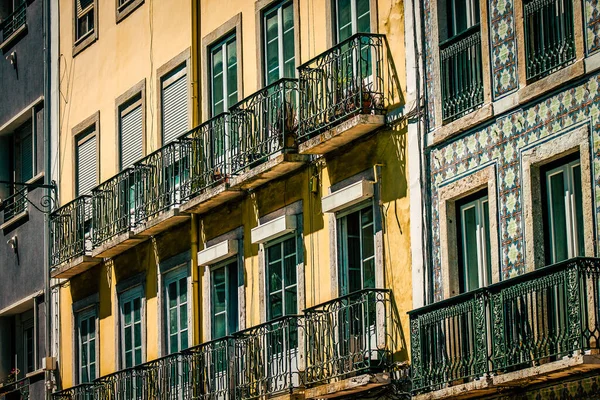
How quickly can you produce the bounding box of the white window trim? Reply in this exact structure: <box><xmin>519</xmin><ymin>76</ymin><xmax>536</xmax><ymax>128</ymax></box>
<box><xmin>75</xmin><ymin>306</ymin><xmax>98</xmax><ymax>384</ymax></box>
<box><xmin>209</xmin><ymin>34</ymin><xmax>238</xmax><ymax>116</ymax></box>
<box><xmin>264</xmin><ymin>233</ymin><xmax>299</xmax><ymax>321</ymax></box>
<box><xmin>163</xmin><ymin>267</ymin><xmax>191</xmax><ymax>355</ymax></box>
<box><xmin>209</xmin><ymin>258</ymin><xmax>239</xmax><ymax>338</ymax></box>
<box><xmin>262</xmin><ymin>1</ymin><xmax>295</xmax><ymax>85</ymax></box>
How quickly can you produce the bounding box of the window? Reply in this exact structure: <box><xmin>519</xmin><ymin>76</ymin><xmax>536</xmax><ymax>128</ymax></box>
<box><xmin>120</xmin><ymin>287</ymin><xmax>143</xmax><ymax>368</ymax></box>
<box><xmin>77</xmin><ymin>308</ymin><xmax>97</xmax><ymax>384</ymax></box>
<box><xmin>23</xmin><ymin>318</ymin><xmax>34</xmax><ymax>374</ymax></box>
<box><xmin>116</xmin><ymin>0</ymin><xmax>143</xmax><ymax>23</ymax></box>
<box><xmin>457</xmin><ymin>192</ymin><xmax>491</xmax><ymax>292</ymax></box>
<box><xmin>75</xmin><ymin>0</ymin><xmax>94</xmax><ymax>42</ymax></box>
<box><xmin>0</xmin><ymin>0</ymin><xmax>26</xmax><ymax>43</ymax></box>
<box><xmin>266</xmin><ymin>236</ymin><xmax>298</xmax><ymax>320</ymax></box>
<box><xmin>446</xmin><ymin>0</ymin><xmax>479</xmax><ymax>38</ymax></box>
<box><xmin>15</xmin><ymin>120</ymin><xmax>34</xmax><ymax>183</ymax></box>
<box><xmin>337</xmin><ymin>205</ymin><xmax>375</xmax><ymax>296</ymax></box>
<box><xmin>523</xmin><ymin>0</ymin><xmax>575</xmax><ymax>82</ymax></box>
<box><xmin>119</xmin><ymin>94</ymin><xmax>143</xmax><ymax>170</ymax></box>
<box><xmin>161</xmin><ymin>64</ymin><xmax>189</xmax><ymax>145</ymax></box>
<box><xmin>164</xmin><ymin>269</ymin><xmax>189</xmax><ymax>354</ymax></box>
<box><xmin>334</xmin><ymin>0</ymin><xmax>370</xmax><ymax>43</ymax></box>
<box><xmin>75</xmin><ymin>128</ymin><xmax>97</xmax><ymax>196</ymax></box>
<box><xmin>210</xmin><ymin>35</ymin><xmax>238</xmax><ymax>116</ymax></box>
<box><xmin>263</xmin><ymin>2</ymin><xmax>295</xmax><ymax>86</ymax></box>
<box><xmin>543</xmin><ymin>157</ymin><xmax>584</xmax><ymax>264</ymax></box>
<box><xmin>211</xmin><ymin>261</ymin><xmax>238</xmax><ymax>338</ymax></box>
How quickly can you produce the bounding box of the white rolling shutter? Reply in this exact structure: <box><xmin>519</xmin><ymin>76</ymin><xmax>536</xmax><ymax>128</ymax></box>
<box><xmin>77</xmin><ymin>134</ymin><xmax>97</xmax><ymax>196</ymax></box>
<box><xmin>120</xmin><ymin>104</ymin><xmax>143</xmax><ymax>169</ymax></box>
<box><xmin>161</xmin><ymin>65</ymin><xmax>189</xmax><ymax>145</ymax></box>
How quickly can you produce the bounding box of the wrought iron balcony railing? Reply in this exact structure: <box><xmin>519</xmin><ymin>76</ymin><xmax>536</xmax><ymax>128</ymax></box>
<box><xmin>440</xmin><ymin>25</ymin><xmax>484</xmax><ymax>122</ymax></box>
<box><xmin>524</xmin><ymin>0</ymin><xmax>575</xmax><ymax>82</ymax></box>
<box><xmin>298</xmin><ymin>33</ymin><xmax>386</xmax><ymax>141</ymax></box>
<box><xmin>91</xmin><ymin>169</ymin><xmax>137</xmax><ymax>247</ymax></box>
<box><xmin>229</xmin><ymin>78</ymin><xmax>298</xmax><ymax>174</ymax></box>
<box><xmin>2</xmin><ymin>186</ymin><xmax>27</xmax><ymax>222</ymax></box>
<box><xmin>179</xmin><ymin>113</ymin><xmax>230</xmax><ymax>199</ymax></box>
<box><xmin>233</xmin><ymin>315</ymin><xmax>303</xmax><ymax>400</ymax></box>
<box><xmin>304</xmin><ymin>288</ymin><xmax>394</xmax><ymax>386</ymax></box>
<box><xmin>0</xmin><ymin>376</ymin><xmax>30</xmax><ymax>399</ymax></box>
<box><xmin>1</xmin><ymin>1</ymin><xmax>26</xmax><ymax>42</ymax></box>
<box><xmin>50</xmin><ymin>196</ymin><xmax>93</xmax><ymax>267</ymax></box>
<box><xmin>52</xmin><ymin>337</ymin><xmax>232</xmax><ymax>400</ymax></box>
<box><xmin>133</xmin><ymin>140</ymin><xmax>191</xmax><ymax>225</ymax></box>
<box><xmin>409</xmin><ymin>257</ymin><xmax>600</xmax><ymax>394</ymax></box>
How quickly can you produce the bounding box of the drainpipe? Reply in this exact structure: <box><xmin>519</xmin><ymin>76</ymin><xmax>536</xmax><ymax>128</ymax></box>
<box><xmin>43</xmin><ymin>0</ymin><xmax>53</xmax><ymax>397</ymax></box>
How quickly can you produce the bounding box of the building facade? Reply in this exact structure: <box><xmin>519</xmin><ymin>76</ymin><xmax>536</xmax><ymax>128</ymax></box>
<box><xmin>51</xmin><ymin>0</ymin><xmax>411</xmax><ymax>399</ymax></box>
<box><xmin>0</xmin><ymin>0</ymin><xmax>49</xmax><ymax>398</ymax></box>
<box><xmin>409</xmin><ymin>0</ymin><xmax>600</xmax><ymax>398</ymax></box>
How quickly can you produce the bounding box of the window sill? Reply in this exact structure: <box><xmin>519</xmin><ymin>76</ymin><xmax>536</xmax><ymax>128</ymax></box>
<box><xmin>26</xmin><ymin>172</ymin><xmax>44</xmax><ymax>186</ymax></box>
<box><xmin>0</xmin><ymin>209</ymin><xmax>28</xmax><ymax>231</ymax></box>
<box><xmin>429</xmin><ymin>103</ymin><xmax>493</xmax><ymax>146</ymax></box>
<box><xmin>25</xmin><ymin>369</ymin><xmax>44</xmax><ymax>379</ymax></box>
<box><xmin>0</xmin><ymin>23</ymin><xmax>27</xmax><ymax>52</ymax></box>
<box><xmin>518</xmin><ymin>60</ymin><xmax>585</xmax><ymax>105</ymax></box>
<box><xmin>116</xmin><ymin>0</ymin><xmax>144</xmax><ymax>23</ymax></box>
<box><xmin>73</xmin><ymin>30</ymin><xmax>97</xmax><ymax>57</ymax></box>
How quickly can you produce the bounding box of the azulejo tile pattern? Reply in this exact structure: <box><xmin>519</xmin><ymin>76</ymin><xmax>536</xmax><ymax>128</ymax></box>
<box><xmin>428</xmin><ymin>74</ymin><xmax>600</xmax><ymax>301</ymax></box>
<box><xmin>586</xmin><ymin>0</ymin><xmax>600</xmax><ymax>54</ymax></box>
<box><xmin>423</xmin><ymin>0</ymin><xmax>436</xmax><ymax>132</ymax></box>
<box><xmin>495</xmin><ymin>373</ymin><xmax>600</xmax><ymax>399</ymax></box>
<box><xmin>489</xmin><ymin>0</ymin><xmax>519</xmax><ymax>97</ymax></box>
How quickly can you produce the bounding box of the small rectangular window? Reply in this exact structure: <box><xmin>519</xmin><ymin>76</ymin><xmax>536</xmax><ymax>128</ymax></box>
<box><xmin>445</xmin><ymin>0</ymin><xmax>479</xmax><ymax>38</ymax></box>
<box><xmin>334</xmin><ymin>0</ymin><xmax>370</xmax><ymax>43</ymax></box>
<box><xmin>457</xmin><ymin>192</ymin><xmax>491</xmax><ymax>292</ymax></box>
<box><xmin>120</xmin><ymin>287</ymin><xmax>144</xmax><ymax>368</ymax></box>
<box><xmin>161</xmin><ymin>64</ymin><xmax>189</xmax><ymax>145</ymax></box>
<box><xmin>210</xmin><ymin>35</ymin><xmax>238</xmax><ymax>116</ymax></box>
<box><xmin>76</xmin><ymin>128</ymin><xmax>97</xmax><ymax>196</ymax></box>
<box><xmin>164</xmin><ymin>269</ymin><xmax>189</xmax><ymax>354</ymax></box>
<box><xmin>266</xmin><ymin>235</ymin><xmax>297</xmax><ymax>320</ymax></box>
<box><xmin>211</xmin><ymin>261</ymin><xmax>239</xmax><ymax>338</ymax></box>
<box><xmin>77</xmin><ymin>308</ymin><xmax>97</xmax><ymax>384</ymax></box>
<box><xmin>337</xmin><ymin>205</ymin><xmax>375</xmax><ymax>296</ymax></box>
<box><xmin>75</xmin><ymin>0</ymin><xmax>94</xmax><ymax>42</ymax></box>
<box><xmin>263</xmin><ymin>2</ymin><xmax>295</xmax><ymax>86</ymax></box>
<box><xmin>119</xmin><ymin>94</ymin><xmax>143</xmax><ymax>170</ymax></box>
<box><xmin>543</xmin><ymin>157</ymin><xmax>584</xmax><ymax>264</ymax></box>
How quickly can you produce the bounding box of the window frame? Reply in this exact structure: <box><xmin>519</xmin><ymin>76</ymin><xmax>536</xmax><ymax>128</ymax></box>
<box><xmin>75</xmin><ymin>306</ymin><xmax>98</xmax><ymax>384</ymax></box>
<box><xmin>116</xmin><ymin>80</ymin><xmax>146</xmax><ymax>171</ymax></box>
<box><xmin>115</xmin><ymin>0</ymin><xmax>144</xmax><ymax>23</ymax></box>
<box><xmin>333</xmin><ymin>0</ymin><xmax>372</xmax><ymax>44</ymax></box>
<box><xmin>163</xmin><ymin>267</ymin><xmax>190</xmax><ymax>355</ymax></box>
<box><xmin>210</xmin><ymin>259</ymin><xmax>239</xmax><ymax>338</ymax></box>
<box><xmin>22</xmin><ymin>316</ymin><xmax>35</xmax><ymax>374</ymax></box>
<box><xmin>118</xmin><ymin>285</ymin><xmax>145</xmax><ymax>369</ymax></box>
<box><xmin>73</xmin><ymin>0</ymin><xmax>98</xmax><ymax>56</ymax></box>
<box><xmin>72</xmin><ymin>112</ymin><xmax>100</xmax><ymax>198</ymax></box>
<box><xmin>265</xmin><ymin>233</ymin><xmax>298</xmax><ymax>320</ymax></box>
<box><xmin>261</xmin><ymin>1</ymin><xmax>296</xmax><ymax>86</ymax></box>
<box><xmin>209</xmin><ymin>34</ymin><xmax>239</xmax><ymax>117</ymax></box>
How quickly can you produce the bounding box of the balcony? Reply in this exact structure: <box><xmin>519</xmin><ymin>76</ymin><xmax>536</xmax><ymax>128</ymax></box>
<box><xmin>179</xmin><ymin>113</ymin><xmax>243</xmax><ymax>214</ymax></box>
<box><xmin>50</xmin><ymin>196</ymin><xmax>100</xmax><ymax>279</ymax></box>
<box><xmin>0</xmin><ymin>187</ymin><xmax>28</xmax><ymax>229</ymax></box>
<box><xmin>228</xmin><ymin>78</ymin><xmax>307</xmax><ymax>190</ymax></box>
<box><xmin>0</xmin><ymin>1</ymin><xmax>26</xmax><ymax>49</ymax></box>
<box><xmin>52</xmin><ymin>337</ymin><xmax>232</xmax><ymax>400</ymax></box>
<box><xmin>409</xmin><ymin>257</ymin><xmax>600</xmax><ymax>399</ymax></box>
<box><xmin>523</xmin><ymin>0</ymin><xmax>576</xmax><ymax>82</ymax></box>
<box><xmin>297</xmin><ymin>33</ymin><xmax>386</xmax><ymax>155</ymax></box>
<box><xmin>233</xmin><ymin>315</ymin><xmax>303</xmax><ymax>400</ymax></box>
<box><xmin>0</xmin><ymin>376</ymin><xmax>31</xmax><ymax>399</ymax></box>
<box><xmin>440</xmin><ymin>26</ymin><xmax>484</xmax><ymax>123</ymax></box>
<box><xmin>304</xmin><ymin>289</ymin><xmax>396</xmax><ymax>398</ymax></box>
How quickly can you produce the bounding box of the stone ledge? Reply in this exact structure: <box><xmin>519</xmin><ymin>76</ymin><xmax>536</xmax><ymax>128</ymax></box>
<box><xmin>91</xmin><ymin>231</ymin><xmax>148</xmax><ymax>259</ymax></box>
<box><xmin>50</xmin><ymin>255</ymin><xmax>102</xmax><ymax>279</ymax></box>
<box><xmin>132</xmin><ymin>207</ymin><xmax>190</xmax><ymax>236</ymax></box>
<box><xmin>429</xmin><ymin>104</ymin><xmax>493</xmax><ymax>147</ymax></box>
<box><xmin>305</xmin><ymin>373</ymin><xmax>390</xmax><ymax>399</ymax></box>
<box><xmin>518</xmin><ymin>60</ymin><xmax>585</xmax><ymax>105</ymax></box>
<box><xmin>229</xmin><ymin>153</ymin><xmax>308</xmax><ymax>191</ymax></box>
<box><xmin>299</xmin><ymin>114</ymin><xmax>385</xmax><ymax>155</ymax></box>
<box><xmin>180</xmin><ymin>182</ymin><xmax>243</xmax><ymax>215</ymax></box>
<box><xmin>0</xmin><ymin>210</ymin><xmax>28</xmax><ymax>231</ymax></box>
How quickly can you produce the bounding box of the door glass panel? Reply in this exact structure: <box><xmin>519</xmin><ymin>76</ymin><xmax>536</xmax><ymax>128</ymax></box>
<box><xmin>572</xmin><ymin>164</ymin><xmax>584</xmax><ymax>256</ymax></box>
<box><xmin>548</xmin><ymin>171</ymin><xmax>568</xmax><ymax>262</ymax></box>
<box><xmin>337</xmin><ymin>0</ymin><xmax>353</xmax><ymax>42</ymax></box>
<box><xmin>461</xmin><ymin>205</ymin><xmax>479</xmax><ymax>291</ymax></box>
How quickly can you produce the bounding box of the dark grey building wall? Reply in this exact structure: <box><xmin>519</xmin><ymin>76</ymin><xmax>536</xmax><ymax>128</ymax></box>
<box><xmin>0</xmin><ymin>0</ymin><xmax>44</xmax><ymax>127</ymax></box>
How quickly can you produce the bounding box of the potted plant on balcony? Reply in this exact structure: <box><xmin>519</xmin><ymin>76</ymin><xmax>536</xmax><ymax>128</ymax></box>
<box><xmin>6</xmin><ymin>368</ymin><xmax>19</xmax><ymax>384</ymax></box>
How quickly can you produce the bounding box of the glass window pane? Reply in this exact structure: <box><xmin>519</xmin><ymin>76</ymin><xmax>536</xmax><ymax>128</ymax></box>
<box><xmin>572</xmin><ymin>165</ymin><xmax>584</xmax><ymax>256</ymax></box>
<box><xmin>181</xmin><ymin>330</ymin><xmax>188</xmax><ymax>350</ymax></box>
<box><xmin>270</xmin><ymin>292</ymin><xmax>283</xmax><ymax>319</ymax></box>
<box><xmin>214</xmin><ymin>314</ymin><xmax>226</xmax><ymax>338</ymax></box>
<box><xmin>125</xmin><ymin>326</ymin><xmax>132</xmax><ymax>350</ymax></box>
<box><xmin>269</xmin><ymin>259</ymin><xmax>283</xmax><ymax>292</ymax></box>
<box><xmin>134</xmin><ymin>323</ymin><xmax>142</xmax><ymax>348</ymax></box>
<box><xmin>285</xmin><ymin>288</ymin><xmax>297</xmax><ymax>315</ymax></box>
<box><xmin>133</xmin><ymin>298</ymin><xmax>141</xmax><ymax>321</ymax></box>
<box><xmin>135</xmin><ymin>349</ymin><xmax>142</xmax><ymax>366</ymax></box>
<box><xmin>168</xmin><ymin>282</ymin><xmax>177</xmax><ymax>309</ymax></box>
<box><xmin>124</xmin><ymin>302</ymin><xmax>132</xmax><ymax>325</ymax></box>
<box><xmin>213</xmin><ymin>269</ymin><xmax>227</xmax><ymax>313</ymax></box>
<box><xmin>337</xmin><ymin>0</ymin><xmax>352</xmax><ymax>42</ymax></box>
<box><xmin>125</xmin><ymin>351</ymin><xmax>133</xmax><ymax>368</ymax></box>
<box><xmin>461</xmin><ymin>205</ymin><xmax>479</xmax><ymax>291</ymax></box>
<box><xmin>179</xmin><ymin>278</ymin><xmax>187</xmax><ymax>303</ymax></box>
<box><xmin>169</xmin><ymin>307</ymin><xmax>178</xmax><ymax>334</ymax></box>
<box><xmin>548</xmin><ymin>172</ymin><xmax>568</xmax><ymax>262</ymax></box>
<box><xmin>363</xmin><ymin>258</ymin><xmax>375</xmax><ymax>288</ymax></box>
<box><xmin>180</xmin><ymin>304</ymin><xmax>188</xmax><ymax>330</ymax></box>
<box><xmin>283</xmin><ymin>4</ymin><xmax>294</xmax><ymax>31</ymax></box>
<box><xmin>357</xmin><ymin>0</ymin><xmax>371</xmax><ymax>33</ymax></box>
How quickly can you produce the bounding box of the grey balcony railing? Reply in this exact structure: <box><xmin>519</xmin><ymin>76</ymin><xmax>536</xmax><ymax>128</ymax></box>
<box><xmin>229</xmin><ymin>78</ymin><xmax>298</xmax><ymax>174</ymax></box>
<box><xmin>1</xmin><ymin>1</ymin><xmax>26</xmax><ymax>42</ymax></box>
<box><xmin>91</xmin><ymin>169</ymin><xmax>136</xmax><ymax>247</ymax></box>
<box><xmin>298</xmin><ymin>33</ymin><xmax>386</xmax><ymax>141</ymax></box>
<box><xmin>440</xmin><ymin>25</ymin><xmax>484</xmax><ymax>122</ymax></box>
<box><xmin>50</xmin><ymin>196</ymin><xmax>93</xmax><ymax>268</ymax></box>
<box><xmin>409</xmin><ymin>257</ymin><xmax>600</xmax><ymax>394</ymax></box>
<box><xmin>52</xmin><ymin>337</ymin><xmax>233</xmax><ymax>400</ymax></box>
<box><xmin>304</xmin><ymin>288</ymin><xmax>394</xmax><ymax>386</ymax></box>
<box><xmin>524</xmin><ymin>0</ymin><xmax>575</xmax><ymax>82</ymax></box>
<box><xmin>0</xmin><ymin>376</ymin><xmax>30</xmax><ymax>399</ymax></box>
<box><xmin>233</xmin><ymin>315</ymin><xmax>303</xmax><ymax>400</ymax></box>
<box><xmin>133</xmin><ymin>140</ymin><xmax>191</xmax><ymax>225</ymax></box>
<box><xmin>179</xmin><ymin>113</ymin><xmax>230</xmax><ymax>200</ymax></box>
<box><xmin>2</xmin><ymin>186</ymin><xmax>28</xmax><ymax>222</ymax></box>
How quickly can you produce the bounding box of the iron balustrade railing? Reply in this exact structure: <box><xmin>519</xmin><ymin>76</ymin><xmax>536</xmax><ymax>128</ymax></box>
<box><xmin>440</xmin><ymin>25</ymin><xmax>484</xmax><ymax>122</ymax></box>
<box><xmin>298</xmin><ymin>33</ymin><xmax>386</xmax><ymax>141</ymax></box>
<box><xmin>50</xmin><ymin>196</ymin><xmax>93</xmax><ymax>268</ymax></box>
<box><xmin>229</xmin><ymin>78</ymin><xmax>298</xmax><ymax>174</ymax></box>
<box><xmin>0</xmin><ymin>376</ymin><xmax>30</xmax><ymax>399</ymax></box>
<box><xmin>52</xmin><ymin>337</ymin><xmax>233</xmax><ymax>400</ymax></box>
<box><xmin>91</xmin><ymin>168</ymin><xmax>136</xmax><ymax>247</ymax></box>
<box><xmin>233</xmin><ymin>315</ymin><xmax>303</xmax><ymax>400</ymax></box>
<box><xmin>2</xmin><ymin>186</ymin><xmax>28</xmax><ymax>222</ymax></box>
<box><xmin>179</xmin><ymin>113</ymin><xmax>230</xmax><ymax>199</ymax></box>
<box><xmin>304</xmin><ymin>288</ymin><xmax>394</xmax><ymax>386</ymax></box>
<box><xmin>524</xmin><ymin>0</ymin><xmax>575</xmax><ymax>82</ymax></box>
<box><xmin>1</xmin><ymin>1</ymin><xmax>26</xmax><ymax>42</ymax></box>
<box><xmin>409</xmin><ymin>257</ymin><xmax>600</xmax><ymax>394</ymax></box>
<box><xmin>133</xmin><ymin>140</ymin><xmax>191</xmax><ymax>225</ymax></box>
